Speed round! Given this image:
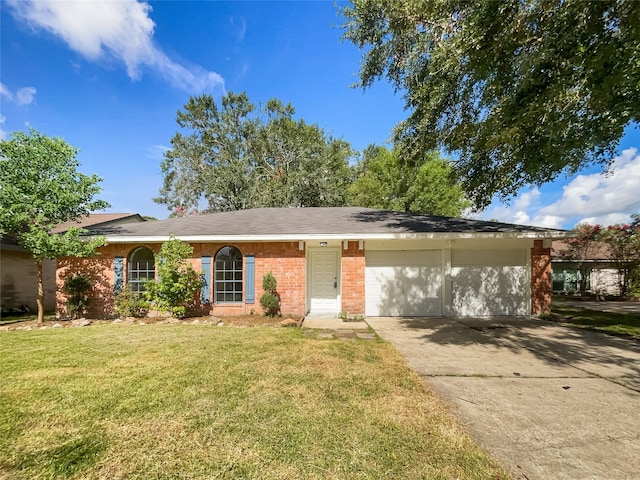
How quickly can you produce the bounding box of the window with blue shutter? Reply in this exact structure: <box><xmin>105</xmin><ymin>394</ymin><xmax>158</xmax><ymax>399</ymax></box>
<box><xmin>201</xmin><ymin>256</ymin><xmax>211</xmax><ymax>304</ymax></box>
<box><xmin>113</xmin><ymin>256</ymin><xmax>124</xmax><ymax>294</ymax></box>
<box><xmin>245</xmin><ymin>255</ymin><xmax>255</xmax><ymax>304</ymax></box>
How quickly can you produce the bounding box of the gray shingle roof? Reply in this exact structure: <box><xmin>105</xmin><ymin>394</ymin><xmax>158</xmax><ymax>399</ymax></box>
<box><xmin>85</xmin><ymin>207</ymin><xmax>566</xmax><ymax>239</ymax></box>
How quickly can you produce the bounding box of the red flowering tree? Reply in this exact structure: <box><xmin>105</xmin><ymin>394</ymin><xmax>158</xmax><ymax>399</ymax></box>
<box><xmin>558</xmin><ymin>224</ymin><xmax>602</xmax><ymax>295</ymax></box>
<box><xmin>599</xmin><ymin>216</ymin><xmax>640</xmax><ymax>297</ymax></box>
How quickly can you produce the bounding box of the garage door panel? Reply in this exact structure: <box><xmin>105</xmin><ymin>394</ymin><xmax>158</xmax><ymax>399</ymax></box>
<box><xmin>452</xmin><ymin>249</ymin><xmax>526</xmax><ymax>267</ymax></box>
<box><xmin>365</xmin><ymin>250</ymin><xmax>442</xmax><ymax>317</ymax></box>
<box><xmin>452</xmin><ymin>266</ymin><xmax>528</xmax><ymax>316</ymax></box>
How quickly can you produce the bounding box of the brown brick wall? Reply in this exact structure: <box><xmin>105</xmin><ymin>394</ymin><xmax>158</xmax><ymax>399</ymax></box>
<box><xmin>341</xmin><ymin>241</ymin><xmax>365</xmax><ymax>315</ymax></box>
<box><xmin>57</xmin><ymin>244</ymin><xmax>132</xmax><ymax>318</ymax></box>
<box><xmin>194</xmin><ymin>242</ymin><xmax>306</xmax><ymax>316</ymax></box>
<box><xmin>531</xmin><ymin>240</ymin><xmax>552</xmax><ymax>315</ymax></box>
<box><xmin>57</xmin><ymin>242</ymin><xmax>308</xmax><ymax>318</ymax></box>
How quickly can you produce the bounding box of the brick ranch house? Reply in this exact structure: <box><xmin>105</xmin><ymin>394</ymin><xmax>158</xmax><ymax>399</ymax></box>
<box><xmin>56</xmin><ymin>207</ymin><xmax>570</xmax><ymax>319</ymax></box>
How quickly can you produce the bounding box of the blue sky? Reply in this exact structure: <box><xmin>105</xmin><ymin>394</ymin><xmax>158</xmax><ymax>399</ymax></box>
<box><xmin>2</xmin><ymin>0</ymin><xmax>639</xmax><ymax>229</ymax></box>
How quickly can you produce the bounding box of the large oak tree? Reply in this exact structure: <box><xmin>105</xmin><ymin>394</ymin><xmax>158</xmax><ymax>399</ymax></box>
<box><xmin>156</xmin><ymin>92</ymin><xmax>355</xmax><ymax>215</ymax></box>
<box><xmin>342</xmin><ymin>0</ymin><xmax>640</xmax><ymax>208</ymax></box>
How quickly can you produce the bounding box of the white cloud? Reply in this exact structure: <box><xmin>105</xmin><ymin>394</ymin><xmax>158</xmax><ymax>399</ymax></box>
<box><xmin>15</xmin><ymin>86</ymin><xmax>37</xmax><ymax>105</ymax></box>
<box><xmin>512</xmin><ymin>211</ymin><xmax>531</xmax><ymax>224</ymax></box>
<box><xmin>535</xmin><ymin>148</ymin><xmax>640</xmax><ymax>227</ymax></box>
<box><xmin>7</xmin><ymin>0</ymin><xmax>224</xmax><ymax>94</ymax></box>
<box><xmin>0</xmin><ymin>83</ymin><xmax>37</xmax><ymax>105</ymax></box>
<box><xmin>146</xmin><ymin>144</ymin><xmax>170</xmax><ymax>160</ymax></box>
<box><xmin>0</xmin><ymin>115</ymin><xmax>8</xmax><ymax>140</ymax></box>
<box><xmin>513</xmin><ymin>189</ymin><xmax>540</xmax><ymax>212</ymax></box>
<box><xmin>482</xmin><ymin>148</ymin><xmax>640</xmax><ymax>229</ymax></box>
<box><xmin>0</xmin><ymin>83</ymin><xmax>12</xmax><ymax>100</ymax></box>
<box><xmin>529</xmin><ymin>215</ymin><xmax>565</xmax><ymax>229</ymax></box>
<box><xmin>481</xmin><ymin>187</ymin><xmax>541</xmax><ymax>225</ymax></box>
<box><xmin>230</xmin><ymin>16</ymin><xmax>247</xmax><ymax>41</ymax></box>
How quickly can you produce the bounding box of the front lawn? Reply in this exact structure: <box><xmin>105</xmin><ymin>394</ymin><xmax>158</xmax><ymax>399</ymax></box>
<box><xmin>548</xmin><ymin>304</ymin><xmax>640</xmax><ymax>338</ymax></box>
<box><xmin>0</xmin><ymin>324</ymin><xmax>510</xmax><ymax>479</ymax></box>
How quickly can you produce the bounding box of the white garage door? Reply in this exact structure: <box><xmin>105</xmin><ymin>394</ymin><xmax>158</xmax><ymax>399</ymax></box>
<box><xmin>451</xmin><ymin>249</ymin><xmax>529</xmax><ymax>316</ymax></box>
<box><xmin>365</xmin><ymin>250</ymin><xmax>442</xmax><ymax>316</ymax></box>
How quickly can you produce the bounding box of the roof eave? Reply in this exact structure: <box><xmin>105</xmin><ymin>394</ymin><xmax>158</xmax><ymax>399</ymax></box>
<box><xmin>98</xmin><ymin>230</ymin><xmax>572</xmax><ymax>244</ymax></box>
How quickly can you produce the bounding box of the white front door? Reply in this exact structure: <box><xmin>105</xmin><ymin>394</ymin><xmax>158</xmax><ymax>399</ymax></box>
<box><xmin>309</xmin><ymin>249</ymin><xmax>339</xmax><ymax>313</ymax></box>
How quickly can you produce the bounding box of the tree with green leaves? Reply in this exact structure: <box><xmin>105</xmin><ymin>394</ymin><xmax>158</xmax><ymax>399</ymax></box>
<box><xmin>155</xmin><ymin>92</ymin><xmax>355</xmax><ymax>215</ymax></box>
<box><xmin>143</xmin><ymin>236</ymin><xmax>202</xmax><ymax>318</ymax></box>
<box><xmin>0</xmin><ymin>129</ymin><xmax>109</xmax><ymax>324</ymax></box>
<box><xmin>599</xmin><ymin>216</ymin><xmax>640</xmax><ymax>297</ymax></box>
<box><xmin>342</xmin><ymin>1</ymin><xmax>640</xmax><ymax>209</ymax></box>
<box><xmin>348</xmin><ymin>145</ymin><xmax>470</xmax><ymax>216</ymax></box>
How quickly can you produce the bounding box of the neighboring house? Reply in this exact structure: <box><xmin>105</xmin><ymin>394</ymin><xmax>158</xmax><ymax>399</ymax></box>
<box><xmin>1</xmin><ymin>213</ymin><xmax>145</xmax><ymax>315</ymax></box>
<box><xmin>57</xmin><ymin>208</ymin><xmax>568</xmax><ymax>319</ymax></box>
<box><xmin>551</xmin><ymin>240</ymin><xmax>620</xmax><ymax>296</ymax></box>
<box><xmin>0</xmin><ymin>236</ymin><xmax>57</xmax><ymax>313</ymax></box>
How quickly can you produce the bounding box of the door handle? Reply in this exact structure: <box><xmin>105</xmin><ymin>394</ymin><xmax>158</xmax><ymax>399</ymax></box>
<box><xmin>334</xmin><ymin>277</ymin><xmax>337</xmax><ymax>289</ymax></box>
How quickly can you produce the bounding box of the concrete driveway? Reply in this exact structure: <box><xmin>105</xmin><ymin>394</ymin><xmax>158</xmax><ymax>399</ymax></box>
<box><xmin>366</xmin><ymin>316</ymin><xmax>640</xmax><ymax>480</ymax></box>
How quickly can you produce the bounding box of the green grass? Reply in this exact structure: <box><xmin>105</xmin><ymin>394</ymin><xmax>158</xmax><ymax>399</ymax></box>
<box><xmin>549</xmin><ymin>305</ymin><xmax>640</xmax><ymax>338</ymax></box>
<box><xmin>0</xmin><ymin>324</ymin><xmax>510</xmax><ymax>479</ymax></box>
<box><xmin>0</xmin><ymin>310</ymin><xmax>56</xmax><ymax>325</ymax></box>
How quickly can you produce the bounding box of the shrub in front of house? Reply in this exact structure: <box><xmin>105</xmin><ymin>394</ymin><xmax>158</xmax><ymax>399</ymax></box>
<box><xmin>62</xmin><ymin>273</ymin><xmax>92</xmax><ymax>319</ymax></box>
<box><xmin>260</xmin><ymin>272</ymin><xmax>281</xmax><ymax>317</ymax></box>
<box><xmin>114</xmin><ymin>287</ymin><xmax>150</xmax><ymax>318</ymax></box>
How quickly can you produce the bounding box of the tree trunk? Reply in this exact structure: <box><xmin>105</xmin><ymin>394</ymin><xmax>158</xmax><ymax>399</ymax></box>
<box><xmin>578</xmin><ymin>265</ymin><xmax>589</xmax><ymax>296</ymax></box>
<box><xmin>36</xmin><ymin>260</ymin><xmax>44</xmax><ymax>325</ymax></box>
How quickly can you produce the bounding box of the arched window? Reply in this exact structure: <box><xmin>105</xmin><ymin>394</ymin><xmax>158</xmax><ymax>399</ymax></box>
<box><xmin>128</xmin><ymin>247</ymin><xmax>155</xmax><ymax>292</ymax></box>
<box><xmin>214</xmin><ymin>246</ymin><xmax>243</xmax><ymax>303</ymax></box>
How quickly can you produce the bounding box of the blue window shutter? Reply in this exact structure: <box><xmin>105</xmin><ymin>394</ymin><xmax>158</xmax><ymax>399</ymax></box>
<box><xmin>201</xmin><ymin>256</ymin><xmax>211</xmax><ymax>304</ymax></box>
<box><xmin>114</xmin><ymin>256</ymin><xmax>124</xmax><ymax>294</ymax></box>
<box><xmin>245</xmin><ymin>255</ymin><xmax>255</xmax><ymax>304</ymax></box>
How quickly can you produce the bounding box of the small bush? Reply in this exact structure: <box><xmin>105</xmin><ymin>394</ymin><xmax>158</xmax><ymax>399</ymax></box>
<box><xmin>339</xmin><ymin>312</ymin><xmax>365</xmax><ymax>322</ymax></box>
<box><xmin>260</xmin><ymin>272</ymin><xmax>281</xmax><ymax>317</ymax></box>
<box><xmin>114</xmin><ymin>287</ymin><xmax>149</xmax><ymax>318</ymax></box>
<box><xmin>62</xmin><ymin>274</ymin><xmax>92</xmax><ymax>319</ymax></box>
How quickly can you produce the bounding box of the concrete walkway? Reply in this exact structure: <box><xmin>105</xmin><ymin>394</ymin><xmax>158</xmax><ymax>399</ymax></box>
<box><xmin>302</xmin><ymin>314</ymin><xmax>369</xmax><ymax>331</ymax></box>
<box><xmin>367</xmin><ymin>316</ymin><xmax>640</xmax><ymax>480</ymax></box>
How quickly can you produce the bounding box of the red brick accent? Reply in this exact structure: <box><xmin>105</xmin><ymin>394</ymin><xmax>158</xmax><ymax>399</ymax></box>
<box><xmin>57</xmin><ymin>242</ymin><xmax>309</xmax><ymax>318</ymax></box>
<box><xmin>195</xmin><ymin>242</ymin><xmax>306</xmax><ymax>316</ymax></box>
<box><xmin>341</xmin><ymin>241</ymin><xmax>365</xmax><ymax>315</ymax></box>
<box><xmin>57</xmin><ymin>244</ymin><xmax>134</xmax><ymax>318</ymax></box>
<box><xmin>531</xmin><ymin>240</ymin><xmax>552</xmax><ymax>315</ymax></box>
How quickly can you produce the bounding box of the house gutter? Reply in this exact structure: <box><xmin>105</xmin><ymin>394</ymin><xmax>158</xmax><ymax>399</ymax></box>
<box><xmin>96</xmin><ymin>230</ymin><xmax>574</xmax><ymax>244</ymax></box>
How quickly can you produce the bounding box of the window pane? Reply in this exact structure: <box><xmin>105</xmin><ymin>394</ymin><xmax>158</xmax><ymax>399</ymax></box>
<box><xmin>127</xmin><ymin>247</ymin><xmax>156</xmax><ymax>292</ymax></box>
<box><xmin>213</xmin><ymin>246</ymin><xmax>243</xmax><ymax>303</ymax></box>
